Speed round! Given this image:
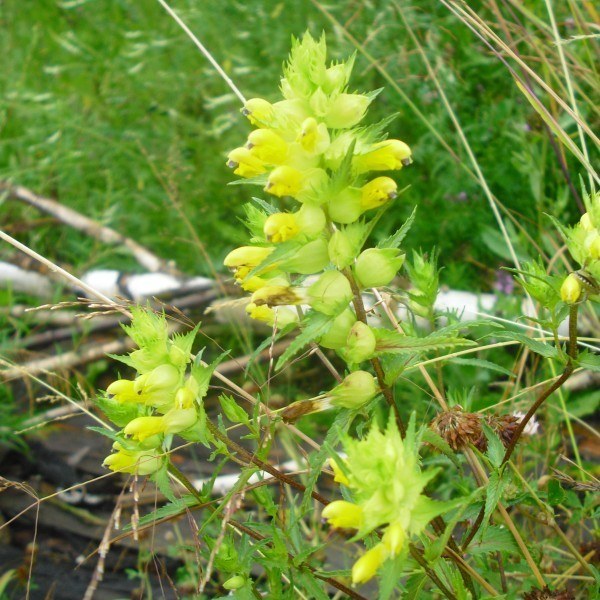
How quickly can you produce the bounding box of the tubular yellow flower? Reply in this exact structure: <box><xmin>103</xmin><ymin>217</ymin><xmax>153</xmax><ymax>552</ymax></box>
<box><xmin>162</xmin><ymin>407</ymin><xmax>198</xmax><ymax>434</ymax></box>
<box><xmin>251</xmin><ymin>285</ymin><xmax>303</xmax><ymax>307</ymax></box>
<box><xmin>322</xmin><ymin>500</ymin><xmax>364</xmax><ymax>529</ymax></box>
<box><xmin>224</xmin><ymin>246</ymin><xmax>274</xmax><ymax>270</ymax></box>
<box><xmin>124</xmin><ymin>415</ymin><xmax>166</xmax><ymax>442</ymax></box>
<box><xmin>242</xmin><ymin>97</ymin><xmax>275</xmax><ymax>125</ymax></box>
<box><xmin>133</xmin><ymin>363</ymin><xmax>181</xmax><ymax>408</ymax></box>
<box><xmin>246</xmin><ymin>303</ymin><xmax>298</xmax><ymax>328</ymax></box>
<box><xmin>265</xmin><ymin>165</ymin><xmax>304</xmax><ymax>198</ymax></box>
<box><xmin>103</xmin><ymin>444</ymin><xmax>162</xmax><ymax>476</ymax></box>
<box><xmin>329</xmin><ymin>458</ymin><xmax>350</xmax><ymax>486</ymax></box>
<box><xmin>360</xmin><ymin>177</ymin><xmax>398</xmax><ymax>211</ymax></box>
<box><xmin>561</xmin><ymin>273</ymin><xmax>582</xmax><ymax>304</ymax></box>
<box><xmin>351</xmin><ymin>544</ymin><xmax>390</xmax><ymax>585</ymax></box>
<box><xmin>226</xmin><ymin>147</ymin><xmax>267</xmax><ymax>178</ymax></box>
<box><xmin>382</xmin><ymin>521</ymin><xmax>405</xmax><ymax>555</ymax></box>
<box><xmin>247</xmin><ymin>128</ymin><xmax>288</xmax><ymax>164</ymax></box>
<box><xmin>353</xmin><ymin>139</ymin><xmax>412</xmax><ymax>174</ymax></box>
<box><xmin>264</xmin><ymin>213</ymin><xmax>300</xmax><ymax>243</ymax></box>
<box><xmin>106</xmin><ymin>379</ymin><xmax>139</xmax><ymax>403</ymax></box>
<box><xmin>297</xmin><ymin>117</ymin><xmax>330</xmax><ymax>154</ymax></box>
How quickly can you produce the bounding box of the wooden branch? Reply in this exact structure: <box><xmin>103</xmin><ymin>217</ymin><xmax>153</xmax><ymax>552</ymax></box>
<box><xmin>1</xmin><ymin>181</ymin><xmax>179</xmax><ymax>275</ymax></box>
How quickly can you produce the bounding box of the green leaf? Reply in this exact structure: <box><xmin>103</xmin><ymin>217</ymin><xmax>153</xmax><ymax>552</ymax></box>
<box><xmin>547</xmin><ymin>479</ymin><xmax>566</xmax><ymax>507</ymax></box>
<box><xmin>134</xmin><ymin>494</ymin><xmax>200</xmax><ymax>529</ymax></box>
<box><xmin>275</xmin><ymin>311</ymin><xmax>333</xmax><ymax>370</ymax></box>
<box><xmin>577</xmin><ymin>351</ymin><xmax>600</xmax><ymax>373</ymax></box>
<box><xmin>483</xmin><ymin>423</ymin><xmax>505</xmax><ymax>469</ymax></box>
<box><xmin>470</xmin><ymin>525</ymin><xmax>518</xmax><ymax>556</ymax></box>
<box><xmin>421</xmin><ymin>429</ymin><xmax>461</xmax><ymax>468</ymax></box>
<box><xmin>483</xmin><ymin>470</ymin><xmax>507</xmax><ymax>528</ymax></box>
<box><xmin>373</xmin><ymin>328</ymin><xmax>475</xmax><ymax>355</ymax></box>
<box><xmin>494</xmin><ymin>331</ymin><xmax>560</xmax><ymax>360</ymax></box>
<box><xmin>219</xmin><ymin>394</ymin><xmax>251</xmax><ymax>426</ymax></box>
<box><xmin>449</xmin><ymin>357</ymin><xmax>514</xmax><ymax>378</ymax></box>
<box><xmin>378</xmin><ymin>205</ymin><xmax>417</xmax><ymax>249</ymax></box>
<box><xmin>151</xmin><ymin>463</ymin><xmax>176</xmax><ymax>503</ymax></box>
<box><xmin>95</xmin><ymin>394</ymin><xmax>141</xmax><ymax>427</ymax></box>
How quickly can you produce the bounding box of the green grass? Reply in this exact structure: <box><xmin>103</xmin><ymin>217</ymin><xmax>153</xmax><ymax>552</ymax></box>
<box><xmin>2</xmin><ymin>0</ymin><xmax>594</xmax><ymax>289</ymax></box>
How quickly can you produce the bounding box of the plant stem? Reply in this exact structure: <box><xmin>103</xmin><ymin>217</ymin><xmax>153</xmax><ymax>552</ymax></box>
<box><xmin>343</xmin><ymin>269</ymin><xmax>406</xmax><ymax>436</ymax></box>
<box><xmin>409</xmin><ymin>546</ymin><xmax>458</xmax><ymax>600</ymax></box>
<box><xmin>206</xmin><ymin>419</ymin><xmax>330</xmax><ymax>505</ymax></box>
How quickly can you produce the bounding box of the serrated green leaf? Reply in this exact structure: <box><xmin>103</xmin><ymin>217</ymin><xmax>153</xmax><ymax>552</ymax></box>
<box><xmin>275</xmin><ymin>311</ymin><xmax>333</xmax><ymax>370</ymax></box>
<box><xmin>219</xmin><ymin>394</ymin><xmax>250</xmax><ymax>426</ymax></box>
<box><xmin>95</xmin><ymin>394</ymin><xmax>141</xmax><ymax>427</ymax></box>
<box><xmin>449</xmin><ymin>357</ymin><xmax>514</xmax><ymax>377</ymax></box>
<box><xmin>378</xmin><ymin>205</ymin><xmax>417</xmax><ymax>249</ymax></box>
<box><xmin>577</xmin><ymin>351</ymin><xmax>600</xmax><ymax>373</ymax></box>
<box><xmin>470</xmin><ymin>525</ymin><xmax>518</xmax><ymax>556</ymax></box>
<box><xmin>483</xmin><ymin>470</ymin><xmax>506</xmax><ymax>528</ymax></box>
<box><xmin>421</xmin><ymin>429</ymin><xmax>461</xmax><ymax>468</ymax></box>
<box><xmin>494</xmin><ymin>331</ymin><xmax>560</xmax><ymax>360</ymax></box>
<box><xmin>483</xmin><ymin>423</ymin><xmax>505</xmax><ymax>469</ymax></box>
<box><xmin>374</xmin><ymin>328</ymin><xmax>474</xmax><ymax>355</ymax></box>
<box><xmin>151</xmin><ymin>463</ymin><xmax>176</xmax><ymax>503</ymax></box>
<box><xmin>134</xmin><ymin>494</ymin><xmax>200</xmax><ymax>529</ymax></box>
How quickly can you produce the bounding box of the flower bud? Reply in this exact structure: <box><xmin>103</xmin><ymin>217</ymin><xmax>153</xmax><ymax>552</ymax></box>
<box><xmin>328</xmin><ymin>229</ymin><xmax>356</xmax><ymax>269</ymax></box>
<box><xmin>223</xmin><ymin>575</ymin><xmax>246</xmax><ymax>591</ymax></box>
<box><xmin>560</xmin><ymin>273</ymin><xmax>582</xmax><ymax>304</ymax></box>
<box><xmin>251</xmin><ymin>285</ymin><xmax>303</xmax><ymax>307</ymax></box>
<box><xmin>382</xmin><ymin>521</ymin><xmax>405</xmax><ymax>555</ymax></box>
<box><xmin>295</xmin><ymin>203</ymin><xmax>326</xmax><ymax>237</ymax></box>
<box><xmin>307</xmin><ymin>270</ymin><xmax>353</xmax><ymax>315</ymax></box>
<box><xmin>103</xmin><ymin>444</ymin><xmax>162</xmax><ymax>476</ymax></box>
<box><xmin>322</xmin><ymin>500</ymin><xmax>363</xmax><ymax>529</ymax></box>
<box><xmin>318</xmin><ymin>309</ymin><xmax>356</xmax><ymax>349</ymax></box>
<box><xmin>264</xmin><ymin>213</ymin><xmax>300</xmax><ymax>243</ymax></box>
<box><xmin>324</xmin><ymin>93</ymin><xmax>370</xmax><ymax>129</ymax></box>
<box><xmin>344</xmin><ymin>322</ymin><xmax>376</xmax><ymax>363</ymax></box>
<box><xmin>241</xmin><ymin>98</ymin><xmax>274</xmax><ymax>125</ymax></box>
<box><xmin>297</xmin><ymin>117</ymin><xmax>330</xmax><ymax>154</ymax></box>
<box><xmin>354</xmin><ymin>248</ymin><xmax>405</xmax><ymax>288</ymax></box>
<box><xmin>329</xmin><ymin>370</ymin><xmax>378</xmax><ymax>409</ymax></box>
<box><xmin>327</xmin><ymin>187</ymin><xmax>362</xmax><ymax>224</ymax></box>
<box><xmin>580</xmin><ymin>212</ymin><xmax>593</xmax><ymax>231</ymax></box>
<box><xmin>226</xmin><ymin>147</ymin><xmax>267</xmax><ymax>178</ymax></box>
<box><xmin>353</xmin><ymin>139</ymin><xmax>412</xmax><ymax>173</ymax></box>
<box><xmin>280</xmin><ymin>238</ymin><xmax>330</xmax><ymax>274</ymax></box>
<box><xmin>265</xmin><ymin>165</ymin><xmax>303</xmax><ymax>198</ymax></box>
<box><xmin>322</xmin><ymin>63</ymin><xmax>349</xmax><ymax>94</ymax></box>
<box><xmin>329</xmin><ymin>458</ymin><xmax>350</xmax><ymax>486</ymax></box>
<box><xmin>247</xmin><ymin>128</ymin><xmax>288</xmax><ymax>164</ymax></box>
<box><xmin>352</xmin><ymin>543</ymin><xmax>389</xmax><ymax>585</ymax></box>
<box><xmin>360</xmin><ymin>177</ymin><xmax>398</xmax><ymax>211</ymax></box>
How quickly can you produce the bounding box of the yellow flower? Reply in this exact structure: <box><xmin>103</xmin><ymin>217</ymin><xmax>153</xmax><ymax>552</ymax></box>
<box><xmin>264</xmin><ymin>213</ymin><xmax>300</xmax><ymax>243</ymax></box>
<box><xmin>124</xmin><ymin>415</ymin><xmax>166</xmax><ymax>442</ymax></box>
<box><xmin>247</xmin><ymin>128</ymin><xmax>288</xmax><ymax>164</ymax></box>
<box><xmin>251</xmin><ymin>285</ymin><xmax>303</xmax><ymax>307</ymax></box>
<box><xmin>245</xmin><ymin>303</ymin><xmax>298</xmax><ymax>328</ymax></box>
<box><xmin>103</xmin><ymin>443</ymin><xmax>162</xmax><ymax>475</ymax></box>
<box><xmin>560</xmin><ymin>273</ymin><xmax>582</xmax><ymax>304</ymax></box>
<box><xmin>322</xmin><ymin>500</ymin><xmax>363</xmax><ymax>529</ymax></box>
<box><xmin>241</xmin><ymin>97</ymin><xmax>275</xmax><ymax>126</ymax></box>
<box><xmin>353</xmin><ymin>140</ymin><xmax>412</xmax><ymax>173</ymax></box>
<box><xmin>382</xmin><ymin>521</ymin><xmax>405</xmax><ymax>555</ymax></box>
<box><xmin>360</xmin><ymin>177</ymin><xmax>398</xmax><ymax>211</ymax></box>
<box><xmin>265</xmin><ymin>165</ymin><xmax>304</xmax><ymax>198</ymax></box>
<box><xmin>329</xmin><ymin>458</ymin><xmax>350</xmax><ymax>486</ymax></box>
<box><xmin>351</xmin><ymin>544</ymin><xmax>389</xmax><ymax>585</ymax></box>
<box><xmin>224</xmin><ymin>246</ymin><xmax>274</xmax><ymax>271</ymax></box>
<box><xmin>106</xmin><ymin>379</ymin><xmax>139</xmax><ymax>403</ymax></box>
<box><xmin>296</xmin><ymin>117</ymin><xmax>330</xmax><ymax>154</ymax></box>
<box><xmin>226</xmin><ymin>147</ymin><xmax>267</xmax><ymax>178</ymax></box>
<box><xmin>133</xmin><ymin>363</ymin><xmax>181</xmax><ymax>408</ymax></box>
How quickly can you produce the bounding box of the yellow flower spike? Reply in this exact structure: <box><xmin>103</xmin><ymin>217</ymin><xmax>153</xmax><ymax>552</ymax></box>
<box><xmin>264</xmin><ymin>213</ymin><xmax>300</xmax><ymax>243</ymax></box>
<box><xmin>329</xmin><ymin>458</ymin><xmax>350</xmax><ymax>486</ymax></box>
<box><xmin>265</xmin><ymin>165</ymin><xmax>304</xmax><ymax>198</ymax></box>
<box><xmin>322</xmin><ymin>500</ymin><xmax>363</xmax><ymax>529</ymax></box>
<box><xmin>247</xmin><ymin>129</ymin><xmax>288</xmax><ymax>164</ymax></box>
<box><xmin>360</xmin><ymin>177</ymin><xmax>398</xmax><ymax>211</ymax></box>
<box><xmin>561</xmin><ymin>273</ymin><xmax>582</xmax><ymax>304</ymax></box>
<box><xmin>251</xmin><ymin>285</ymin><xmax>304</xmax><ymax>307</ymax></box>
<box><xmin>297</xmin><ymin>117</ymin><xmax>330</xmax><ymax>154</ymax></box>
<box><xmin>382</xmin><ymin>521</ymin><xmax>405</xmax><ymax>556</ymax></box>
<box><xmin>224</xmin><ymin>246</ymin><xmax>274</xmax><ymax>270</ymax></box>
<box><xmin>106</xmin><ymin>379</ymin><xmax>139</xmax><ymax>403</ymax></box>
<box><xmin>124</xmin><ymin>416</ymin><xmax>166</xmax><ymax>442</ymax></box>
<box><xmin>353</xmin><ymin>140</ymin><xmax>412</xmax><ymax>174</ymax></box>
<box><xmin>351</xmin><ymin>544</ymin><xmax>390</xmax><ymax>585</ymax></box>
<box><xmin>226</xmin><ymin>147</ymin><xmax>267</xmax><ymax>178</ymax></box>
<box><xmin>241</xmin><ymin>97</ymin><xmax>275</xmax><ymax>125</ymax></box>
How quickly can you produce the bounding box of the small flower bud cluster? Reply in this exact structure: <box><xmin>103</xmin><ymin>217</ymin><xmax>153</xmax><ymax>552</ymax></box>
<box><xmin>223</xmin><ymin>32</ymin><xmax>412</xmax><ymax>412</ymax></box>
<box><xmin>322</xmin><ymin>419</ymin><xmax>455</xmax><ymax>585</ymax></box>
<box><xmin>559</xmin><ymin>193</ymin><xmax>600</xmax><ymax>304</ymax></box>
<box><xmin>101</xmin><ymin>308</ymin><xmax>213</xmax><ymax>475</ymax></box>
